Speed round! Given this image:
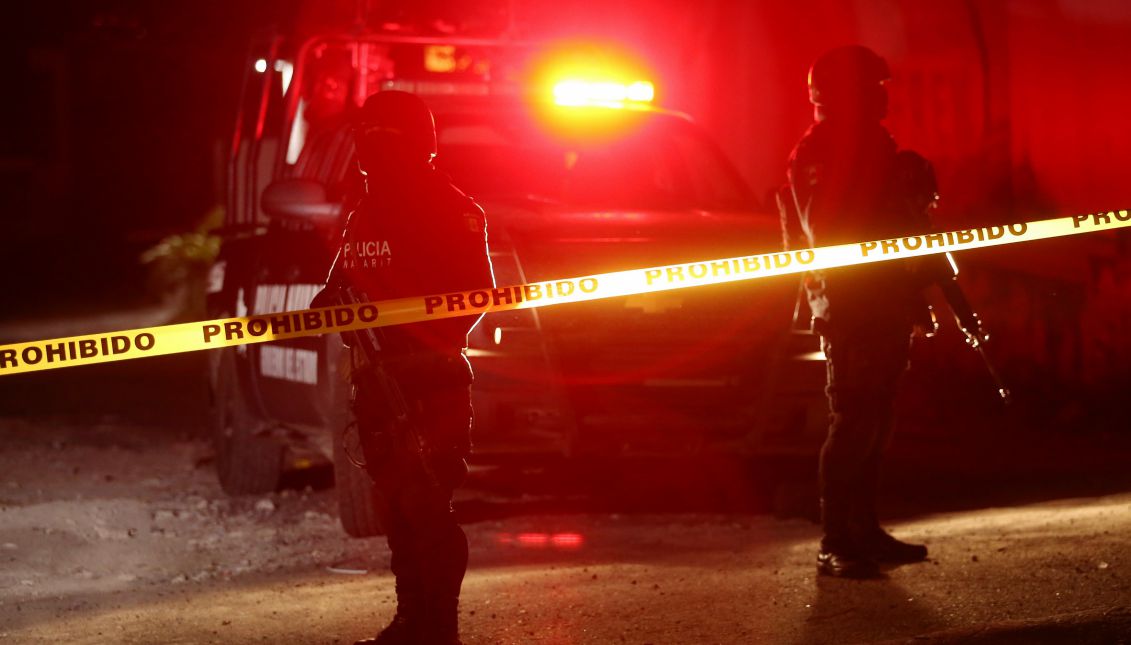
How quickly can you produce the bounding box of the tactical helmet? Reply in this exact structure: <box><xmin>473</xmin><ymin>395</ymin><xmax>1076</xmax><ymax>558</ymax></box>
<box><xmin>354</xmin><ymin>90</ymin><xmax>437</xmax><ymax>171</ymax></box>
<box><xmin>807</xmin><ymin>45</ymin><xmax>891</xmax><ymax>109</ymax></box>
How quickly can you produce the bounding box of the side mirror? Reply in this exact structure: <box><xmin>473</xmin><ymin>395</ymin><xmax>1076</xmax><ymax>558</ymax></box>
<box><xmin>261</xmin><ymin>179</ymin><xmax>342</xmax><ymax>224</ymax></box>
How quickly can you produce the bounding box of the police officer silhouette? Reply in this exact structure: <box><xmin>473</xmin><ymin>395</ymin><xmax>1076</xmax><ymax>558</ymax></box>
<box><xmin>779</xmin><ymin>46</ymin><xmax>935</xmax><ymax>578</ymax></box>
<box><xmin>322</xmin><ymin>90</ymin><xmax>493</xmax><ymax>643</ymax></box>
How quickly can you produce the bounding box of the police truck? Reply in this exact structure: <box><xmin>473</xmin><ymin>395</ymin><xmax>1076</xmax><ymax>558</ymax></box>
<box><xmin>208</xmin><ymin>30</ymin><xmax>826</xmax><ymax>536</ymax></box>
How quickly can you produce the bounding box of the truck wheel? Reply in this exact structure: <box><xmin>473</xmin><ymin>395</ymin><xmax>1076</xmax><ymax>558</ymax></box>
<box><xmin>211</xmin><ymin>348</ymin><xmax>285</xmax><ymax>495</ymax></box>
<box><xmin>330</xmin><ymin>373</ymin><xmax>385</xmax><ymax>537</ymax></box>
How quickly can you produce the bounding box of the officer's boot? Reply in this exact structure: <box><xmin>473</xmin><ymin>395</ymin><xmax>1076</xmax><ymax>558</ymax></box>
<box><xmin>353</xmin><ymin>588</ymin><xmax>424</xmax><ymax>645</ymax></box>
<box><xmin>850</xmin><ymin>466</ymin><xmax>927</xmax><ymax>564</ymax></box>
<box><xmin>855</xmin><ymin>525</ymin><xmax>928</xmax><ymax>564</ymax></box>
<box><xmin>817</xmin><ymin>496</ymin><xmax>881</xmax><ymax>579</ymax></box>
<box><xmin>852</xmin><ymin>507</ymin><xmax>927</xmax><ymax>564</ymax></box>
<box><xmin>419</xmin><ymin>595</ymin><xmax>462</xmax><ymax>645</ymax></box>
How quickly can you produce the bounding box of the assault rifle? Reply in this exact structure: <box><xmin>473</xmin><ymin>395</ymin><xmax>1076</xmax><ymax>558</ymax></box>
<box><xmin>933</xmin><ymin>253</ymin><xmax>1012</xmax><ymax>405</ymax></box>
<box><xmin>323</xmin><ymin>281</ymin><xmax>441</xmax><ymax>489</ymax></box>
<box><xmin>894</xmin><ymin>151</ymin><xmax>1012</xmax><ymax>405</ymax></box>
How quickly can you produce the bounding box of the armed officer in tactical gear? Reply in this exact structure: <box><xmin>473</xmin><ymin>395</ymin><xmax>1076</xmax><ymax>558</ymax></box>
<box><xmin>319</xmin><ymin>90</ymin><xmax>494</xmax><ymax>644</ymax></box>
<box><xmin>779</xmin><ymin>45</ymin><xmax>965</xmax><ymax>578</ymax></box>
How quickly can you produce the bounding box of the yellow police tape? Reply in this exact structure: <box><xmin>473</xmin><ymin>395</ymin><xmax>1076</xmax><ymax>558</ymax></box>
<box><xmin>1</xmin><ymin>210</ymin><xmax>1128</xmax><ymax>376</ymax></box>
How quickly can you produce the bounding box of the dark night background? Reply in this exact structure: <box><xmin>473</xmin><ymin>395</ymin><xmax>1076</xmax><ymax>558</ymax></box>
<box><xmin>1</xmin><ymin>0</ymin><xmax>1130</xmax><ymax>425</ymax></box>
<box><xmin>1</xmin><ymin>1</ymin><xmax>290</xmax><ymax>314</ymax></box>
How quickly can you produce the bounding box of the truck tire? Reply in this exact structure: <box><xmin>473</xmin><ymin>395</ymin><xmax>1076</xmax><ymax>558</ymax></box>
<box><xmin>211</xmin><ymin>348</ymin><xmax>285</xmax><ymax>495</ymax></box>
<box><xmin>330</xmin><ymin>367</ymin><xmax>385</xmax><ymax>537</ymax></box>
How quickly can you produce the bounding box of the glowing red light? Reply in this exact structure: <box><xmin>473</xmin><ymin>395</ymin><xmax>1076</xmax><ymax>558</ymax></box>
<box><xmin>517</xmin><ymin>533</ymin><xmax>550</xmax><ymax>547</ymax></box>
<box><xmin>496</xmin><ymin>532</ymin><xmax>586</xmax><ymax>550</ymax></box>
<box><xmin>551</xmin><ymin>533</ymin><xmax>584</xmax><ymax>548</ymax></box>
<box><xmin>495</xmin><ymin>531</ymin><xmax>586</xmax><ymax>550</ymax></box>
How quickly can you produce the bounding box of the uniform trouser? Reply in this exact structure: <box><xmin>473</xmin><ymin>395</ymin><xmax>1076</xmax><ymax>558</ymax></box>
<box><xmin>352</xmin><ymin>354</ymin><xmax>473</xmax><ymax>614</ymax></box>
<box><xmin>819</xmin><ymin>329</ymin><xmax>910</xmax><ymax>549</ymax></box>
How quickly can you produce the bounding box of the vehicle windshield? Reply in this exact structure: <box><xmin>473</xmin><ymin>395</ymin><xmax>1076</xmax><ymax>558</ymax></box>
<box><xmin>434</xmin><ymin>111</ymin><xmax>753</xmax><ymax>211</ymax></box>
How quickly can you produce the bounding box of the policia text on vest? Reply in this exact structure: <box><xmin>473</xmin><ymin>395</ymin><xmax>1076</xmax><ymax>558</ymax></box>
<box><xmin>0</xmin><ymin>209</ymin><xmax>1127</xmax><ymax>376</ymax></box>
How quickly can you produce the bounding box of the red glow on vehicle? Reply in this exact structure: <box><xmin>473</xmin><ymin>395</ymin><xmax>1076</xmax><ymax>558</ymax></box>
<box><xmin>518</xmin><ymin>532</ymin><xmax>550</xmax><ymax>547</ymax></box>
<box><xmin>550</xmin><ymin>533</ymin><xmax>584</xmax><ymax>548</ymax></box>
<box><xmin>496</xmin><ymin>532</ymin><xmax>586</xmax><ymax>550</ymax></box>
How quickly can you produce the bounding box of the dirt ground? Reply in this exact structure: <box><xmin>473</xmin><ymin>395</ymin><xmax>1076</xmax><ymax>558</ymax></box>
<box><xmin>2</xmin><ymin>410</ymin><xmax>1131</xmax><ymax>645</ymax></box>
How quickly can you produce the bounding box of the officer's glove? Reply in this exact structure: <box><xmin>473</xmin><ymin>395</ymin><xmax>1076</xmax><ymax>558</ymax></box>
<box><xmin>428</xmin><ymin>450</ymin><xmax>470</xmax><ymax>490</ymax></box>
<box><xmin>311</xmin><ymin>285</ymin><xmax>360</xmax><ymax>348</ymax></box>
<box><xmin>311</xmin><ymin>285</ymin><xmax>340</xmax><ymax>310</ymax></box>
<box><xmin>911</xmin><ymin>301</ymin><xmax>938</xmax><ymax>338</ymax></box>
<box><xmin>959</xmin><ymin>313</ymin><xmax>990</xmax><ymax>349</ymax></box>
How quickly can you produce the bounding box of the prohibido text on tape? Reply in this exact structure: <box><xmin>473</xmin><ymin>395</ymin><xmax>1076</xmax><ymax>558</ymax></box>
<box><xmin>0</xmin><ymin>209</ymin><xmax>1127</xmax><ymax>376</ymax></box>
